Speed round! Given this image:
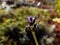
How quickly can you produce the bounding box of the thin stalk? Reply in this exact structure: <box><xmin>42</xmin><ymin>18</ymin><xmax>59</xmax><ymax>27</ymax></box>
<box><xmin>31</xmin><ymin>31</ymin><xmax>39</xmax><ymax>45</ymax></box>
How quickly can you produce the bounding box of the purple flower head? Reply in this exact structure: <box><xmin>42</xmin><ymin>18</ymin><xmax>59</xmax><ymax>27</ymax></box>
<box><xmin>27</xmin><ymin>16</ymin><xmax>36</xmax><ymax>25</ymax></box>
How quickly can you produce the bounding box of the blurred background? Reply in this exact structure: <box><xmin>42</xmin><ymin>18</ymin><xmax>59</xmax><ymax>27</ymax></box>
<box><xmin>0</xmin><ymin>0</ymin><xmax>60</xmax><ymax>45</ymax></box>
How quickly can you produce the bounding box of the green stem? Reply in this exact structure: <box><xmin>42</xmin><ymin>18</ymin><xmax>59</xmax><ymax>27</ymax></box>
<box><xmin>31</xmin><ymin>31</ymin><xmax>39</xmax><ymax>45</ymax></box>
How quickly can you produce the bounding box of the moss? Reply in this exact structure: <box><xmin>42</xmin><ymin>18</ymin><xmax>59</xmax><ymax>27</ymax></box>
<box><xmin>0</xmin><ymin>7</ymin><xmax>51</xmax><ymax>36</ymax></box>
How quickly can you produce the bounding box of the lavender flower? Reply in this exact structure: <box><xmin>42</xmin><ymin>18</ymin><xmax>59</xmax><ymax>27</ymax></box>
<box><xmin>27</xmin><ymin>16</ymin><xmax>36</xmax><ymax>25</ymax></box>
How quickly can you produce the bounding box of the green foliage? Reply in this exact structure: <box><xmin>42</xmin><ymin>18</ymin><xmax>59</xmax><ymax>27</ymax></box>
<box><xmin>55</xmin><ymin>0</ymin><xmax>60</xmax><ymax>13</ymax></box>
<box><xmin>0</xmin><ymin>6</ymin><xmax>53</xmax><ymax>45</ymax></box>
<box><xmin>0</xmin><ymin>7</ymin><xmax>51</xmax><ymax>36</ymax></box>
